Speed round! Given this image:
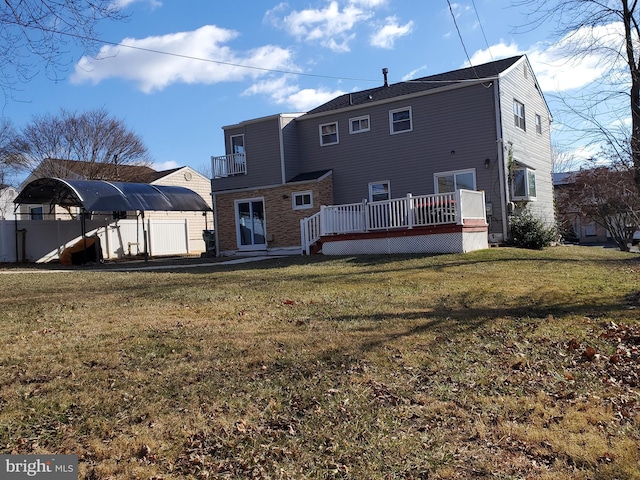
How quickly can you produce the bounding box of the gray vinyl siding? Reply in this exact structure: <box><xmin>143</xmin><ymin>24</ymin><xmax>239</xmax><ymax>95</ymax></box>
<box><xmin>282</xmin><ymin>117</ymin><xmax>300</xmax><ymax>182</ymax></box>
<box><xmin>498</xmin><ymin>57</ymin><xmax>555</xmax><ymax>227</ymax></box>
<box><xmin>295</xmin><ymin>83</ymin><xmax>500</xmax><ymax>206</ymax></box>
<box><xmin>212</xmin><ymin>117</ymin><xmax>284</xmax><ymax>192</ymax></box>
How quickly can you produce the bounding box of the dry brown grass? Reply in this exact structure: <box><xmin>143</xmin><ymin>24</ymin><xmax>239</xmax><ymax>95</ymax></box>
<box><xmin>0</xmin><ymin>246</ymin><xmax>639</xmax><ymax>479</ymax></box>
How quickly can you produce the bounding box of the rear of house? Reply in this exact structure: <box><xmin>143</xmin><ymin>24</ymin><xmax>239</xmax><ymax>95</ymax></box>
<box><xmin>211</xmin><ymin>55</ymin><xmax>554</xmax><ymax>256</ymax></box>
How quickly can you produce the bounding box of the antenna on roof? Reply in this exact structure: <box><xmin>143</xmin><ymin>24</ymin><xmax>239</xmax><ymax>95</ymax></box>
<box><xmin>382</xmin><ymin>67</ymin><xmax>389</xmax><ymax>87</ymax></box>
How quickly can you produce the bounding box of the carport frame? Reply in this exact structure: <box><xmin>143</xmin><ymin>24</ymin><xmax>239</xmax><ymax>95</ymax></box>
<box><xmin>13</xmin><ymin>178</ymin><xmax>212</xmax><ymax>263</ymax></box>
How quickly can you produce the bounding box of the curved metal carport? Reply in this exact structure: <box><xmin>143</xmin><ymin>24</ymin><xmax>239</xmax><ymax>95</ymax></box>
<box><xmin>14</xmin><ymin>177</ymin><xmax>212</xmax><ymax>262</ymax></box>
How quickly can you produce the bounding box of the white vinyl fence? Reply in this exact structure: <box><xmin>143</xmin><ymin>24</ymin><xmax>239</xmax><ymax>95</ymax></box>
<box><xmin>0</xmin><ymin>218</ymin><xmax>203</xmax><ymax>263</ymax></box>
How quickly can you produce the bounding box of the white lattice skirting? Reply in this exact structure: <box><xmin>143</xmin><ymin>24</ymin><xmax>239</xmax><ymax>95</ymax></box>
<box><xmin>321</xmin><ymin>230</ymin><xmax>488</xmax><ymax>255</ymax></box>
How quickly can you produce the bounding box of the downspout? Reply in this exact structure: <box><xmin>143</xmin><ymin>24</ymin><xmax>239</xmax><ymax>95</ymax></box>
<box><xmin>493</xmin><ymin>78</ymin><xmax>509</xmax><ymax>242</ymax></box>
<box><xmin>279</xmin><ymin>115</ymin><xmax>287</xmax><ymax>184</ymax></box>
<box><xmin>212</xmin><ymin>192</ymin><xmax>220</xmax><ymax>257</ymax></box>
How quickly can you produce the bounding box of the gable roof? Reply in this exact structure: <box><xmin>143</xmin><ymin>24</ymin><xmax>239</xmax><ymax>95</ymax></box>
<box><xmin>33</xmin><ymin>158</ymin><xmax>159</xmax><ymax>183</ymax></box>
<box><xmin>304</xmin><ymin>55</ymin><xmax>524</xmax><ymax>116</ymax></box>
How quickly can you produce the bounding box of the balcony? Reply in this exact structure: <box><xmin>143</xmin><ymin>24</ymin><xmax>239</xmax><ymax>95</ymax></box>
<box><xmin>211</xmin><ymin>153</ymin><xmax>246</xmax><ymax>178</ymax></box>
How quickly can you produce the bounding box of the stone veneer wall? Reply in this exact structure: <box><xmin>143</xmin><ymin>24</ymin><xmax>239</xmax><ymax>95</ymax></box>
<box><xmin>215</xmin><ymin>175</ymin><xmax>333</xmax><ymax>254</ymax></box>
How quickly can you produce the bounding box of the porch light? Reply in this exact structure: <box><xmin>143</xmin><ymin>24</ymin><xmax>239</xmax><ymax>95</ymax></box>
<box><xmin>484</xmin><ymin>158</ymin><xmax>490</xmax><ymax>169</ymax></box>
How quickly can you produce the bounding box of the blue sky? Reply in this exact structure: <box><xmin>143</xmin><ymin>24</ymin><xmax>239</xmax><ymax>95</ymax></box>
<box><xmin>1</xmin><ymin>0</ymin><xmax>628</xmax><ymax>176</ymax></box>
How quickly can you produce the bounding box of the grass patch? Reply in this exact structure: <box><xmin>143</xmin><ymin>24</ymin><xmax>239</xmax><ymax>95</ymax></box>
<box><xmin>0</xmin><ymin>246</ymin><xmax>639</xmax><ymax>479</ymax></box>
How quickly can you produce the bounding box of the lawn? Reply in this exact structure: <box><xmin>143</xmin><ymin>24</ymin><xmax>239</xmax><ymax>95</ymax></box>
<box><xmin>0</xmin><ymin>246</ymin><xmax>639</xmax><ymax>479</ymax></box>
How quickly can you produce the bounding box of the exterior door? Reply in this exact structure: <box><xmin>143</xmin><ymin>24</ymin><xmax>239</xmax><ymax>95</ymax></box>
<box><xmin>236</xmin><ymin>199</ymin><xmax>266</xmax><ymax>250</ymax></box>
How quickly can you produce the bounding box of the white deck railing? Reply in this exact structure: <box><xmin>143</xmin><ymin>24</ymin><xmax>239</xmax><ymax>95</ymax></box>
<box><xmin>300</xmin><ymin>190</ymin><xmax>486</xmax><ymax>254</ymax></box>
<box><xmin>211</xmin><ymin>153</ymin><xmax>246</xmax><ymax>178</ymax></box>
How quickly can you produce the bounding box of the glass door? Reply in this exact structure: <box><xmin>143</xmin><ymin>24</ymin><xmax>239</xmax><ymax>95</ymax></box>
<box><xmin>236</xmin><ymin>199</ymin><xmax>266</xmax><ymax>249</ymax></box>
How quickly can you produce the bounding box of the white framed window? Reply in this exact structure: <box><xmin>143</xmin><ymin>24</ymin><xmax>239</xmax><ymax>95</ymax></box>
<box><xmin>369</xmin><ymin>181</ymin><xmax>390</xmax><ymax>202</ymax></box>
<box><xmin>535</xmin><ymin>114</ymin><xmax>542</xmax><ymax>134</ymax></box>
<box><xmin>389</xmin><ymin>107</ymin><xmax>412</xmax><ymax>134</ymax></box>
<box><xmin>513</xmin><ymin>100</ymin><xmax>526</xmax><ymax>131</ymax></box>
<box><xmin>292</xmin><ymin>191</ymin><xmax>313</xmax><ymax>210</ymax></box>
<box><xmin>30</xmin><ymin>206</ymin><xmax>43</xmax><ymax>220</ymax></box>
<box><xmin>434</xmin><ymin>169</ymin><xmax>476</xmax><ymax>193</ymax></box>
<box><xmin>230</xmin><ymin>134</ymin><xmax>245</xmax><ymax>154</ymax></box>
<box><xmin>349</xmin><ymin>115</ymin><xmax>370</xmax><ymax>134</ymax></box>
<box><xmin>319</xmin><ymin>122</ymin><xmax>339</xmax><ymax>146</ymax></box>
<box><xmin>512</xmin><ymin>167</ymin><xmax>537</xmax><ymax>200</ymax></box>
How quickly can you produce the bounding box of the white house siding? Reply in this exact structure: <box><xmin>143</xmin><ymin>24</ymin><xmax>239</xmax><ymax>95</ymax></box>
<box><xmin>150</xmin><ymin>166</ymin><xmax>213</xmax><ymax>254</ymax></box>
<box><xmin>294</xmin><ymin>82</ymin><xmax>502</xmax><ymax>235</ymax></box>
<box><xmin>498</xmin><ymin>57</ymin><xmax>555</xmax><ymax>230</ymax></box>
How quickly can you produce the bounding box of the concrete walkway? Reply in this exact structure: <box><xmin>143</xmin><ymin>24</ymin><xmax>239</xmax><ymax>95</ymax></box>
<box><xmin>0</xmin><ymin>255</ymin><xmax>286</xmax><ymax>274</ymax></box>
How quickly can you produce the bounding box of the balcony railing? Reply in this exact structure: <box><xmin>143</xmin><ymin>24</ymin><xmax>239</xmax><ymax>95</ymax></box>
<box><xmin>211</xmin><ymin>153</ymin><xmax>246</xmax><ymax>178</ymax></box>
<box><xmin>300</xmin><ymin>190</ymin><xmax>486</xmax><ymax>253</ymax></box>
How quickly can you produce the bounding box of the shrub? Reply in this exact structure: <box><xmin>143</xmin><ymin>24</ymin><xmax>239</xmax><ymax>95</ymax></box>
<box><xmin>509</xmin><ymin>208</ymin><xmax>557</xmax><ymax>249</ymax></box>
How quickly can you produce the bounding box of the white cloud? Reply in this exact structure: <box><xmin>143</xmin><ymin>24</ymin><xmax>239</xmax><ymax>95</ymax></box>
<box><xmin>111</xmin><ymin>0</ymin><xmax>162</xmax><ymax>8</ymax></box>
<box><xmin>266</xmin><ymin>0</ymin><xmax>379</xmax><ymax>52</ymax></box>
<box><xmin>153</xmin><ymin>160</ymin><xmax>181</xmax><ymax>171</ymax></box>
<box><xmin>468</xmin><ymin>23</ymin><xmax>626</xmax><ymax>94</ymax></box>
<box><xmin>402</xmin><ymin>65</ymin><xmax>427</xmax><ymax>81</ymax></box>
<box><xmin>71</xmin><ymin>25</ymin><xmax>297</xmax><ymax>93</ymax></box>
<box><xmin>243</xmin><ymin>75</ymin><xmax>344</xmax><ymax>111</ymax></box>
<box><xmin>370</xmin><ymin>16</ymin><xmax>413</xmax><ymax>49</ymax></box>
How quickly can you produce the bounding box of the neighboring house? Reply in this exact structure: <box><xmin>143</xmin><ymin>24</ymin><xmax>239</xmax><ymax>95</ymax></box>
<box><xmin>18</xmin><ymin>159</ymin><xmax>213</xmax><ymax>254</ymax></box>
<box><xmin>553</xmin><ymin>171</ymin><xmax>629</xmax><ymax>244</ymax></box>
<box><xmin>211</xmin><ymin>55</ymin><xmax>555</xmax><ymax>256</ymax></box>
<box><xmin>0</xmin><ymin>184</ymin><xmax>17</xmax><ymax>220</ymax></box>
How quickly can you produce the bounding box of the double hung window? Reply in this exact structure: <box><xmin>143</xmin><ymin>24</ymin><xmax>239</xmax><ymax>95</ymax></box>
<box><xmin>369</xmin><ymin>181</ymin><xmax>390</xmax><ymax>202</ymax></box>
<box><xmin>320</xmin><ymin>122</ymin><xmax>339</xmax><ymax>146</ymax></box>
<box><xmin>389</xmin><ymin>107</ymin><xmax>412</xmax><ymax>134</ymax></box>
<box><xmin>513</xmin><ymin>100</ymin><xmax>526</xmax><ymax>131</ymax></box>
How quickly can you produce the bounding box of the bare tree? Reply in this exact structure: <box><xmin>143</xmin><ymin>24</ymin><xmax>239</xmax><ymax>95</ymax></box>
<box><xmin>515</xmin><ymin>0</ymin><xmax>640</xmax><ymax>189</ymax></box>
<box><xmin>556</xmin><ymin>165</ymin><xmax>640</xmax><ymax>251</ymax></box>
<box><xmin>552</xmin><ymin>143</ymin><xmax>583</xmax><ymax>173</ymax></box>
<box><xmin>0</xmin><ymin>118</ymin><xmax>22</xmax><ymax>186</ymax></box>
<box><xmin>0</xmin><ymin>1</ymin><xmax>125</xmax><ymax>100</ymax></box>
<box><xmin>6</xmin><ymin>107</ymin><xmax>153</xmax><ymax>180</ymax></box>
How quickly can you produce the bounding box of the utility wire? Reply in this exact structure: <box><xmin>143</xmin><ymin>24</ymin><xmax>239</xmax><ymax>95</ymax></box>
<box><xmin>470</xmin><ymin>0</ymin><xmax>495</xmax><ymax>63</ymax></box>
<box><xmin>446</xmin><ymin>0</ymin><xmax>475</xmax><ymax>69</ymax></box>
<box><xmin>8</xmin><ymin>18</ymin><xmax>497</xmax><ymax>86</ymax></box>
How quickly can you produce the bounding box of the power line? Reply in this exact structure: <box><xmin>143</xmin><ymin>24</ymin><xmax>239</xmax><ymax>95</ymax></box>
<box><xmin>7</xmin><ymin>20</ymin><xmax>380</xmax><ymax>84</ymax></box>
<box><xmin>446</xmin><ymin>0</ymin><xmax>474</xmax><ymax>68</ymax></box>
<box><xmin>470</xmin><ymin>0</ymin><xmax>494</xmax><ymax>63</ymax></box>
<box><xmin>9</xmin><ymin>18</ymin><xmax>497</xmax><ymax>87</ymax></box>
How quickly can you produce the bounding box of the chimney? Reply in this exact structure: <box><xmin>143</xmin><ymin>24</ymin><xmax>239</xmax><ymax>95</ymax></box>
<box><xmin>382</xmin><ymin>67</ymin><xmax>389</xmax><ymax>87</ymax></box>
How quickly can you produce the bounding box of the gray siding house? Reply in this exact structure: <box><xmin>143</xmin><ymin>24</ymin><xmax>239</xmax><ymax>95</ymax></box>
<box><xmin>211</xmin><ymin>55</ymin><xmax>554</xmax><ymax>256</ymax></box>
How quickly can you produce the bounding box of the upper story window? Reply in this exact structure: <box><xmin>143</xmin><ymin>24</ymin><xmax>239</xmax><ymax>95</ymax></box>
<box><xmin>434</xmin><ymin>169</ymin><xmax>476</xmax><ymax>193</ymax></box>
<box><xmin>389</xmin><ymin>107</ymin><xmax>412</xmax><ymax>134</ymax></box>
<box><xmin>512</xmin><ymin>167</ymin><xmax>537</xmax><ymax>200</ymax></box>
<box><xmin>350</xmin><ymin>115</ymin><xmax>370</xmax><ymax>134</ymax></box>
<box><xmin>535</xmin><ymin>114</ymin><xmax>542</xmax><ymax>134</ymax></box>
<box><xmin>513</xmin><ymin>100</ymin><xmax>526</xmax><ymax>131</ymax></box>
<box><xmin>320</xmin><ymin>122</ymin><xmax>339</xmax><ymax>146</ymax></box>
<box><xmin>369</xmin><ymin>181</ymin><xmax>390</xmax><ymax>202</ymax></box>
<box><xmin>293</xmin><ymin>191</ymin><xmax>313</xmax><ymax>210</ymax></box>
<box><xmin>231</xmin><ymin>134</ymin><xmax>245</xmax><ymax>155</ymax></box>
